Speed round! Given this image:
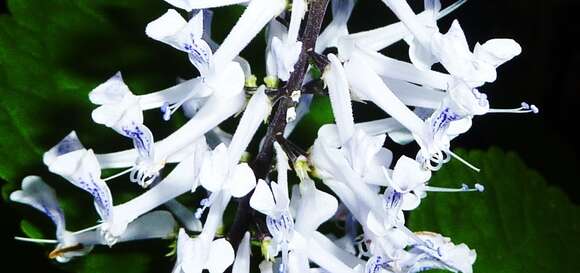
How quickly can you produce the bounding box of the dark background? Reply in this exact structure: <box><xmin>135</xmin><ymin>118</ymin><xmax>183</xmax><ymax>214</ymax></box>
<box><xmin>0</xmin><ymin>0</ymin><xmax>578</xmax><ymax>272</ymax></box>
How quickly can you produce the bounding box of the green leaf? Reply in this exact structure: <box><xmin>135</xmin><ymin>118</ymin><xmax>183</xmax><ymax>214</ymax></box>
<box><xmin>0</xmin><ymin>0</ymin><xmax>197</xmax><ymax>185</ymax></box>
<box><xmin>408</xmin><ymin>148</ymin><xmax>580</xmax><ymax>273</ymax></box>
<box><xmin>64</xmin><ymin>251</ymin><xmax>153</xmax><ymax>273</ymax></box>
<box><xmin>20</xmin><ymin>219</ymin><xmax>45</xmax><ymax>239</ymax></box>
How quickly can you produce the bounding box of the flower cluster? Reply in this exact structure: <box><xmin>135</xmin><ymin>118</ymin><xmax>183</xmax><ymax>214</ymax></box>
<box><xmin>11</xmin><ymin>0</ymin><xmax>537</xmax><ymax>272</ymax></box>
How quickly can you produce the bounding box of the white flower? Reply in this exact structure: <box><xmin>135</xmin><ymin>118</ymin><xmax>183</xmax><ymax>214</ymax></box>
<box><xmin>250</xmin><ymin>161</ymin><xmax>290</xmax><ymax>219</ymax></box>
<box><xmin>92</xmin><ymin>71</ymin><xmax>246</xmax><ymax>170</ymax></box>
<box><xmin>316</xmin><ymin>0</ymin><xmax>355</xmax><ymax>53</ymax></box>
<box><xmin>206</xmin><ymin>0</ymin><xmax>286</xmax><ymax>69</ymax></box>
<box><xmin>43</xmin><ymin>137</ymin><xmax>121</xmax><ymax>244</ymax></box>
<box><xmin>266</xmin><ymin>19</ymin><xmax>288</xmax><ymax>80</ymax></box>
<box><xmin>383</xmin><ymin>156</ymin><xmax>431</xmax><ymax>212</ymax></box>
<box><xmin>199</xmin><ymin>143</ymin><xmax>257</xmax><ymax>198</ymax></box>
<box><xmin>404</xmin><ymin>0</ymin><xmax>442</xmax><ymax>71</ymax></box>
<box><xmin>112</xmin><ymin>138</ymin><xmax>208</xmax><ymax>238</ymax></box>
<box><xmin>322</xmin><ymin>53</ymin><xmax>355</xmax><ymax>145</ymax></box>
<box><xmin>198</xmin><ymin>87</ymin><xmax>270</xmax><ymax>199</ymax></box>
<box><xmin>232</xmin><ymin>232</ymin><xmax>251</xmax><ymax>273</ymax></box>
<box><xmin>251</xmin><ymin>180</ymin><xmax>294</xmax><ymax>270</ymax></box>
<box><xmin>343</xmin><ymin>0</ymin><xmax>467</xmax><ymax>53</ymax></box>
<box><xmin>195</xmin><ymin>86</ymin><xmax>269</xmax><ymax>222</ymax></box>
<box><xmin>380</xmin><ymin>0</ymin><xmax>521</xmax><ymax>87</ymax></box>
<box><xmin>43</xmin><ymin>130</ymin><xmax>209</xmax><ymax>242</ymax></box>
<box><xmin>89</xmin><ymin>72</ymin><xmax>159</xmax><ymax>187</ymax></box>
<box><xmin>321</xmin><ymin>54</ymin><xmax>393</xmax><ymax>185</ymax></box>
<box><xmin>11</xmin><ymin>176</ymin><xmax>177</xmax><ymax>261</ymax></box>
<box><xmin>93</xmin><ymin>1</ymin><xmax>286</xmax><ymax>171</ymax></box>
<box><xmin>145</xmin><ymin>9</ymin><xmax>208</xmax><ymax>58</ymax></box>
<box><xmin>431</xmin><ymin>21</ymin><xmax>521</xmax><ymax>87</ymax></box>
<box><xmin>291</xmin><ymin>180</ymin><xmax>349</xmax><ymax>273</ymax></box>
<box><xmin>271</xmin><ymin>37</ymin><xmax>302</xmax><ymax>81</ymax></box>
<box><xmin>253</xmin><ymin>146</ymin><xmax>349</xmax><ymax>273</ymax></box>
<box><xmin>10</xmin><ymin>176</ymin><xmax>91</xmax><ymax>262</ymax></box>
<box><xmin>146</xmin><ymin>9</ymin><xmax>240</xmax><ymax>96</ymax></box>
<box><xmin>172</xmin><ymin>229</ymin><xmax>234</xmax><ymax>273</ymax></box>
<box><xmin>404</xmin><ymin>232</ymin><xmax>476</xmax><ymax>273</ymax></box>
<box><xmin>270</xmin><ymin>0</ymin><xmax>306</xmax><ymax>80</ymax></box>
<box><xmin>343</xmin><ymin>48</ymin><xmax>457</xmax><ymax>170</ymax></box>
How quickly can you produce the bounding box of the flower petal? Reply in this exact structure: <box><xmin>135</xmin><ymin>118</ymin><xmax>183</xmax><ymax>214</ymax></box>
<box><xmin>408</xmin><ymin>38</ymin><xmax>438</xmax><ymax>71</ymax></box>
<box><xmin>88</xmin><ymin>72</ymin><xmax>130</xmax><ymax>105</ymax></box>
<box><xmin>43</xmin><ymin>131</ymin><xmax>85</xmax><ymax>166</ymax></box>
<box><xmin>271</xmin><ymin>37</ymin><xmax>302</xmax><ymax>81</ymax></box>
<box><xmin>345</xmin><ymin>51</ymin><xmax>426</xmax><ymax>139</ymax></box>
<box><xmin>365</xmin><ymin>211</ymin><xmax>386</xmax><ymax>236</ymax></box>
<box><xmin>324</xmin><ymin>53</ymin><xmax>355</xmax><ymax>145</ymax></box>
<box><xmin>49</xmin><ymin>149</ymin><xmax>113</xmax><ymax>221</ymax></box>
<box><xmin>274</xmin><ymin>142</ymin><xmax>290</xmax><ymax>198</ymax></box>
<box><xmin>401</xmin><ymin>192</ymin><xmax>421</xmax><ymax>211</ymax></box>
<box><xmin>271</xmin><ymin>181</ymin><xmax>289</xmax><ymax>212</ymax></box>
<box><xmin>226</xmin><ymin>86</ymin><xmax>270</xmax><ymax>166</ymax></box>
<box><xmin>294</xmin><ymin>180</ymin><xmax>338</xmax><ymax>236</ymax></box>
<box><xmin>250</xmin><ymin>179</ymin><xmax>277</xmax><ymax>216</ymax></box>
<box><xmin>212</xmin><ymin>0</ymin><xmax>286</xmax><ymax>68</ymax></box>
<box><xmin>199</xmin><ymin>144</ymin><xmax>228</xmax><ymax>193</ymax></box>
<box><xmin>229</xmin><ymin>163</ymin><xmax>257</xmax><ymax>198</ymax></box>
<box><xmin>10</xmin><ymin>176</ymin><xmax>66</xmax><ymax>239</ymax></box>
<box><xmin>447</xmin><ymin>79</ymin><xmax>489</xmax><ymax>116</ymax></box>
<box><xmin>474</xmin><ymin>39</ymin><xmax>522</xmax><ymax>68</ymax></box>
<box><xmin>145</xmin><ymin>9</ymin><xmax>190</xmax><ymax>50</ymax></box>
<box><xmin>392</xmin><ymin>156</ymin><xmax>431</xmax><ymax>192</ymax></box>
<box><xmin>186</xmin><ymin>37</ymin><xmax>213</xmax><ymax>76</ymax></box>
<box><xmin>232</xmin><ymin>232</ymin><xmax>251</xmax><ymax>273</ymax></box>
<box><xmin>206</xmin><ymin>238</ymin><xmax>235</xmax><ymax>273</ymax></box>
<box><xmin>316</xmin><ymin>0</ymin><xmax>355</xmax><ymax>52</ymax></box>
<box><xmin>383</xmin><ymin>77</ymin><xmax>445</xmax><ymax>110</ymax></box>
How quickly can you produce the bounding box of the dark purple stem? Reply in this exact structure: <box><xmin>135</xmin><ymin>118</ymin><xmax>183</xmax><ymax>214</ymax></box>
<box><xmin>226</xmin><ymin>0</ymin><xmax>330</xmax><ymax>250</ymax></box>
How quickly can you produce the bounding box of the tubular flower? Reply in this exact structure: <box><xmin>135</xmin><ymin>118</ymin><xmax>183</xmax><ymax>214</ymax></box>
<box><xmin>11</xmin><ymin>1</ymin><xmax>536</xmax><ymax>273</ymax></box>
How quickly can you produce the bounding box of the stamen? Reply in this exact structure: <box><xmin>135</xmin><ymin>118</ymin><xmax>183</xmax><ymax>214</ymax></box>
<box><xmin>436</xmin><ymin>0</ymin><xmax>468</xmax><ymax>20</ymax></box>
<box><xmin>129</xmin><ymin>160</ymin><xmax>164</xmax><ymax>188</ymax></box>
<box><xmin>160</xmin><ymin>95</ymin><xmax>195</xmax><ymax>121</ymax></box>
<box><xmin>426</xmin><ymin>183</ymin><xmax>485</xmax><ymax>192</ymax></box>
<box><xmin>72</xmin><ymin>223</ymin><xmax>103</xmax><ymax>235</ymax></box>
<box><xmin>423</xmin><ymin>154</ymin><xmax>444</xmax><ymax>171</ymax></box>
<box><xmin>14</xmin><ymin>237</ymin><xmax>58</xmax><ymax>244</ymax></box>
<box><xmin>103</xmin><ymin>167</ymin><xmax>134</xmax><ymax>182</ymax></box>
<box><xmin>194</xmin><ymin>208</ymin><xmax>204</xmax><ymax>219</ymax></box>
<box><xmin>129</xmin><ymin>167</ymin><xmax>158</xmax><ymax>188</ymax></box>
<box><xmin>488</xmin><ymin>102</ymin><xmax>539</xmax><ymax>114</ymax></box>
<box><xmin>194</xmin><ymin>194</ymin><xmax>215</xmax><ymax>219</ymax></box>
<box><xmin>160</xmin><ymin>102</ymin><xmax>172</xmax><ymax>121</ymax></box>
<box><xmin>396</xmin><ymin>224</ymin><xmax>427</xmax><ymax>248</ymax></box>
<box><xmin>446</xmin><ymin>150</ymin><xmax>480</xmax><ymax>172</ymax></box>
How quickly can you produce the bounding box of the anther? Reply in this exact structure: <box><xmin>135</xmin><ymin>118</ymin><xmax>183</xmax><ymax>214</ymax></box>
<box><xmin>488</xmin><ymin>102</ymin><xmax>539</xmax><ymax>114</ymax></box>
<box><xmin>425</xmin><ymin>183</ymin><xmax>485</xmax><ymax>192</ymax></box>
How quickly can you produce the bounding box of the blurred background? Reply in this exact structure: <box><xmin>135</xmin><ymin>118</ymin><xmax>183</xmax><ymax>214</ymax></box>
<box><xmin>0</xmin><ymin>0</ymin><xmax>578</xmax><ymax>272</ymax></box>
